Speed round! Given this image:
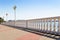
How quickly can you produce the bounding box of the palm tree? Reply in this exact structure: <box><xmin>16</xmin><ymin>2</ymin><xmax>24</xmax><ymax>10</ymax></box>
<box><xmin>6</xmin><ymin>13</ymin><xmax>8</xmax><ymax>21</ymax></box>
<box><xmin>13</xmin><ymin>5</ymin><xmax>17</xmax><ymax>26</ymax></box>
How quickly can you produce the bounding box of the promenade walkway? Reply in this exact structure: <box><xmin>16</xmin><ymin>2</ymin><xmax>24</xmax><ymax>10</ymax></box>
<box><xmin>0</xmin><ymin>25</ymin><xmax>55</xmax><ymax>40</ymax></box>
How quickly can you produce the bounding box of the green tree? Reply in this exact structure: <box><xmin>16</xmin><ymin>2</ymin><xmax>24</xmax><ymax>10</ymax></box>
<box><xmin>0</xmin><ymin>17</ymin><xmax>4</xmax><ymax>24</ymax></box>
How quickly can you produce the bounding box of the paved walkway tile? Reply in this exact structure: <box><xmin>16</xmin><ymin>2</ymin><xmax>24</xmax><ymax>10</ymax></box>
<box><xmin>0</xmin><ymin>25</ymin><xmax>55</xmax><ymax>40</ymax></box>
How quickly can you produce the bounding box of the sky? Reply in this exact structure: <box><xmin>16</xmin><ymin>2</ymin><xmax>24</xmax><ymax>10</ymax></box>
<box><xmin>0</xmin><ymin>0</ymin><xmax>60</xmax><ymax>20</ymax></box>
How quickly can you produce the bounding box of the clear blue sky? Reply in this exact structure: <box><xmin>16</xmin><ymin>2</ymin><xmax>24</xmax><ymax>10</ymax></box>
<box><xmin>0</xmin><ymin>0</ymin><xmax>60</xmax><ymax>20</ymax></box>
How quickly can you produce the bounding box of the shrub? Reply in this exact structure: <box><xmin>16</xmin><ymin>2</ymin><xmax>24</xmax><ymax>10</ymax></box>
<box><xmin>0</xmin><ymin>17</ymin><xmax>4</xmax><ymax>24</ymax></box>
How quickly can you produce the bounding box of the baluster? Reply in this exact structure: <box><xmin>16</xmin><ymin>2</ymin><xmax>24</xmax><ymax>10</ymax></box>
<box><xmin>54</xmin><ymin>18</ymin><xmax>56</xmax><ymax>32</ymax></box>
<box><xmin>26</xmin><ymin>20</ymin><xmax>28</xmax><ymax>28</ymax></box>
<box><xmin>50</xmin><ymin>18</ymin><xmax>52</xmax><ymax>32</ymax></box>
<box><xmin>44</xmin><ymin>19</ymin><xmax>45</xmax><ymax>31</ymax></box>
<box><xmin>41</xmin><ymin>19</ymin><xmax>42</xmax><ymax>31</ymax></box>
<box><xmin>58</xmin><ymin>17</ymin><xmax>60</xmax><ymax>33</ymax></box>
<box><xmin>40</xmin><ymin>20</ymin><xmax>41</xmax><ymax>31</ymax></box>
<box><xmin>45</xmin><ymin>19</ymin><xmax>46</xmax><ymax>31</ymax></box>
<box><xmin>47</xmin><ymin>19</ymin><xmax>48</xmax><ymax>32</ymax></box>
<box><xmin>45</xmin><ymin>19</ymin><xmax>47</xmax><ymax>31</ymax></box>
<box><xmin>39</xmin><ymin>20</ymin><xmax>40</xmax><ymax>31</ymax></box>
<box><xmin>42</xmin><ymin>20</ymin><xmax>43</xmax><ymax>31</ymax></box>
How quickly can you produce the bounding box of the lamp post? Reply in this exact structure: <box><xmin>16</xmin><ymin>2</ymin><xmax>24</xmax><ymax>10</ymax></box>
<box><xmin>13</xmin><ymin>5</ymin><xmax>17</xmax><ymax>26</ymax></box>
